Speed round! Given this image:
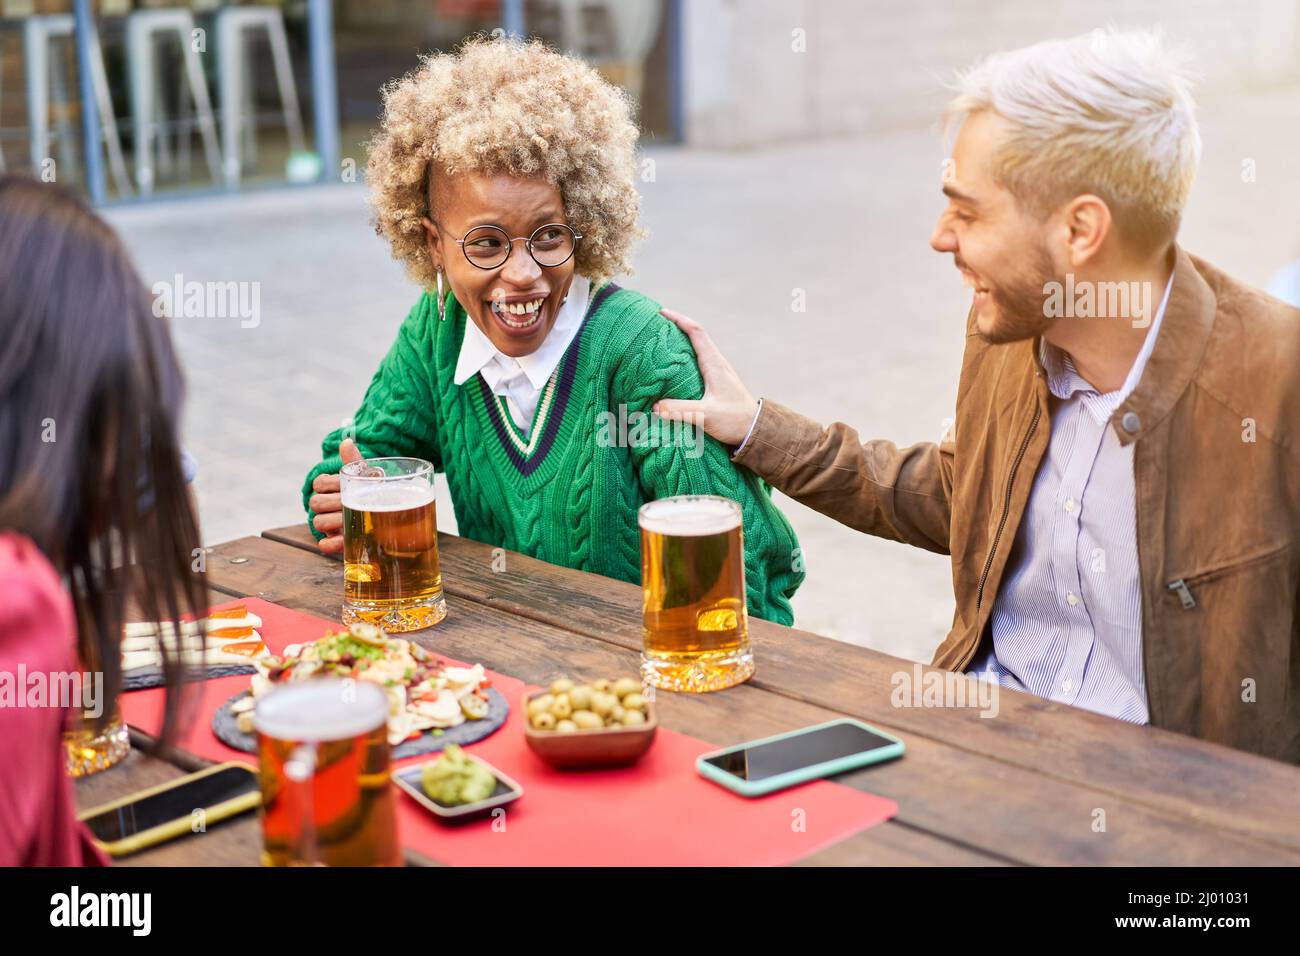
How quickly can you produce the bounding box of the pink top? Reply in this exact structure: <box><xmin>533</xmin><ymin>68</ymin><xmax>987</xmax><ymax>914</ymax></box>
<box><xmin>0</xmin><ymin>531</ymin><xmax>109</xmax><ymax>866</ymax></box>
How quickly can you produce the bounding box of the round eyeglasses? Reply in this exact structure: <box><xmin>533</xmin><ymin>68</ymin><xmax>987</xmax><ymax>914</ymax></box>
<box><xmin>451</xmin><ymin>222</ymin><xmax>582</xmax><ymax>270</ymax></box>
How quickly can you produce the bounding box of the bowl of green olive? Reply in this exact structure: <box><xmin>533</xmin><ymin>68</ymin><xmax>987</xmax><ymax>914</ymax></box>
<box><xmin>523</xmin><ymin>676</ymin><xmax>657</xmax><ymax>769</ymax></box>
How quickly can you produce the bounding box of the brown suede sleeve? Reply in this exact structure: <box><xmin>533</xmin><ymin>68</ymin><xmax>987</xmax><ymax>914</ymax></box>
<box><xmin>731</xmin><ymin>399</ymin><xmax>954</xmax><ymax>555</ymax></box>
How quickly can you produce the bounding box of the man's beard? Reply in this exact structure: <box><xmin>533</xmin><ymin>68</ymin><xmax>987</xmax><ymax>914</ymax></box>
<box><xmin>975</xmin><ymin>243</ymin><xmax>1059</xmax><ymax>345</ymax></box>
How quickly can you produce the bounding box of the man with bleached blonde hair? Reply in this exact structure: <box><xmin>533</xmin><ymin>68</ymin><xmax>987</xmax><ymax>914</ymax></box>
<box><xmin>656</xmin><ymin>28</ymin><xmax>1300</xmax><ymax>763</ymax></box>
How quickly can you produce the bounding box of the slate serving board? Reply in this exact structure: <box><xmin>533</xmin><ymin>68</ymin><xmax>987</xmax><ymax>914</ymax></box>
<box><xmin>124</xmin><ymin>662</ymin><xmax>257</xmax><ymax>691</ymax></box>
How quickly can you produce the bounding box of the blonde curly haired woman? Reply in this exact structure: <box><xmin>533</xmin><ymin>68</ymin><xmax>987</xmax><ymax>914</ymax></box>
<box><xmin>302</xmin><ymin>38</ymin><xmax>803</xmax><ymax>625</ymax></box>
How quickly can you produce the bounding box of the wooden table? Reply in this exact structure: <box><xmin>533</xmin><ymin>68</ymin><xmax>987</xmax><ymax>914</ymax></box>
<box><xmin>76</xmin><ymin>524</ymin><xmax>1300</xmax><ymax>866</ymax></box>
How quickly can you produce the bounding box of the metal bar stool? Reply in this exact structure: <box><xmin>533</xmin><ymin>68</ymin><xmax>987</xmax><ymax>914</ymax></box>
<box><xmin>551</xmin><ymin>0</ymin><xmax>662</xmax><ymax>103</ymax></box>
<box><xmin>2</xmin><ymin>14</ymin><xmax>131</xmax><ymax>192</ymax></box>
<box><xmin>215</xmin><ymin>4</ymin><xmax>305</xmax><ymax>187</ymax></box>
<box><xmin>125</xmin><ymin>6</ymin><xmax>221</xmax><ymax>194</ymax></box>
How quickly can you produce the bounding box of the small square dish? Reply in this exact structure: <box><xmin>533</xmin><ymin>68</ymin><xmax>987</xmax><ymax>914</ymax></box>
<box><xmin>522</xmin><ymin>688</ymin><xmax>658</xmax><ymax>769</ymax></box>
<box><xmin>392</xmin><ymin>752</ymin><xmax>523</xmax><ymax>822</ymax></box>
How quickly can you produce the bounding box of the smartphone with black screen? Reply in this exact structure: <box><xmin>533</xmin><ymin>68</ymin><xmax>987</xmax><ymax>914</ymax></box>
<box><xmin>696</xmin><ymin>719</ymin><xmax>904</xmax><ymax>796</ymax></box>
<box><xmin>77</xmin><ymin>762</ymin><xmax>260</xmax><ymax>857</ymax></box>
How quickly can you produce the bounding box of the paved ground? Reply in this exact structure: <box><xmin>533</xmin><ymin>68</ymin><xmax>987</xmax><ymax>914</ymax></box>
<box><xmin>105</xmin><ymin>83</ymin><xmax>1300</xmax><ymax>664</ymax></box>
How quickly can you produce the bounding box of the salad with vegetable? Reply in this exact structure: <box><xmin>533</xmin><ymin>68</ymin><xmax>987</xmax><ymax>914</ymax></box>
<box><xmin>239</xmin><ymin>622</ymin><xmax>492</xmax><ymax>745</ymax></box>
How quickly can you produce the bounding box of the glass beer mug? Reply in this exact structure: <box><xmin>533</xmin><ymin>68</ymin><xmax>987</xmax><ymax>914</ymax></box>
<box><xmin>64</xmin><ymin>707</ymin><xmax>130</xmax><ymax>778</ymax></box>
<box><xmin>638</xmin><ymin>495</ymin><xmax>753</xmax><ymax>692</ymax></box>
<box><xmin>254</xmin><ymin>679</ymin><xmax>402</xmax><ymax>867</ymax></box>
<box><xmin>63</xmin><ymin>637</ymin><xmax>129</xmax><ymax>777</ymax></box>
<box><xmin>340</xmin><ymin>456</ymin><xmax>446</xmax><ymax>632</ymax></box>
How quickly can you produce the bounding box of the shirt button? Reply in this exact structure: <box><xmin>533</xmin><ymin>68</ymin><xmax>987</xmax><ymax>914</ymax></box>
<box><xmin>1121</xmin><ymin>411</ymin><xmax>1141</xmax><ymax>433</ymax></box>
<box><xmin>1062</xmin><ymin>677</ymin><xmax>1074</xmax><ymax>693</ymax></box>
<box><xmin>1066</xmin><ymin>591</ymin><xmax>1079</xmax><ymax>606</ymax></box>
<box><xmin>1064</xmin><ymin>497</ymin><xmax>1076</xmax><ymax>513</ymax></box>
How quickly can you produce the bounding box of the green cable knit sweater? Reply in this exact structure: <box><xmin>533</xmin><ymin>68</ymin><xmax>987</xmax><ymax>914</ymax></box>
<box><xmin>302</xmin><ymin>281</ymin><xmax>804</xmax><ymax>624</ymax></box>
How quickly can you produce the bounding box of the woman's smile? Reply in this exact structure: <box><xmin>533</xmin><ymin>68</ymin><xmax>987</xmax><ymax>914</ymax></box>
<box><xmin>487</xmin><ymin>291</ymin><xmax>550</xmax><ymax>335</ymax></box>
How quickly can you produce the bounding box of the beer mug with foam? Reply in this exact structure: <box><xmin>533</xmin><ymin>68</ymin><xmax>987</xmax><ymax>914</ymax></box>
<box><xmin>638</xmin><ymin>495</ymin><xmax>752</xmax><ymax>692</ymax></box>
<box><xmin>255</xmin><ymin>679</ymin><xmax>402</xmax><ymax>866</ymax></box>
<box><xmin>340</xmin><ymin>456</ymin><xmax>446</xmax><ymax>632</ymax></box>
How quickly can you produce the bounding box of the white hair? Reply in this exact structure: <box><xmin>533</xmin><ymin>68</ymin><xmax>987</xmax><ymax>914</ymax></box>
<box><xmin>945</xmin><ymin>27</ymin><xmax>1201</xmax><ymax>250</ymax></box>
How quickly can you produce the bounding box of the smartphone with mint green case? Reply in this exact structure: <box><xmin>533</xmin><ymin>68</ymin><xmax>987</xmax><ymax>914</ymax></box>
<box><xmin>695</xmin><ymin>718</ymin><xmax>904</xmax><ymax>797</ymax></box>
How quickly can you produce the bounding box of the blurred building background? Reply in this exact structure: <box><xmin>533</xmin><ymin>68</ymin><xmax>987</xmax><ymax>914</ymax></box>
<box><xmin>6</xmin><ymin>0</ymin><xmax>1298</xmax><ymax>189</ymax></box>
<box><xmin>2</xmin><ymin>1</ymin><xmax>1297</xmax><ymax>661</ymax></box>
<box><xmin>683</xmin><ymin>0</ymin><xmax>1300</xmax><ymax>145</ymax></box>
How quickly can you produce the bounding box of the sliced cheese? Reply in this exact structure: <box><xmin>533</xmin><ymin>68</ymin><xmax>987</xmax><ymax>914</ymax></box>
<box><xmin>121</xmin><ymin>630</ymin><xmax>269</xmax><ymax>671</ymax></box>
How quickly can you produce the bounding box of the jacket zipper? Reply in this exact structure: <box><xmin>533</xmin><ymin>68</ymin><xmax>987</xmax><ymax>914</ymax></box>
<box><xmin>975</xmin><ymin>403</ymin><xmax>1042</xmax><ymax>616</ymax></box>
<box><xmin>1167</xmin><ymin>579</ymin><xmax>1196</xmax><ymax>609</ymax></box>
<box><xmin>1163</xmin><ymin>541</ymin><xmax>1290</xmax><ymax>610</ymax></box>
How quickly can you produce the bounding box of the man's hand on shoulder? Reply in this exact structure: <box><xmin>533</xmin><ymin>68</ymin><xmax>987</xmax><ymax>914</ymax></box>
<box><xmin>654</xmin><ymin>309</ymin><xmax>761</xmax><ymax>448</ymax></box>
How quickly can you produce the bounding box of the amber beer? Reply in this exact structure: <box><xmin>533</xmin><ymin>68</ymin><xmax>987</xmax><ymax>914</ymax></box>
<box><xmin>255</xmin><ymin>679</ymin><xmax>402</xmax><ymax>867</ymax></box>
<box><xmin>639</xmin><ymin>495</ymin><xmax>752</xmax><ymax>692</ymax></box>
<box><xmin>340</xmin><ymin>456</ymin><xmax>446</xmax><ymax>631</ymax></box>
<box><xmin>63</xmin><ymin>708</ymin><xmax>130</xmax><ymax>778</ymax></box>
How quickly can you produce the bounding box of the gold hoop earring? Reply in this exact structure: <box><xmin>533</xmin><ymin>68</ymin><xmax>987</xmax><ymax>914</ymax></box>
<box><xmin>436</xmin><ymin>270</ymin><xmax>446</xmax><ymax>321</ymax></box>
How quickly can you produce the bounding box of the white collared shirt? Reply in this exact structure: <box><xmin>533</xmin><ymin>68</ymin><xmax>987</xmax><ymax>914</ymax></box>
<box><xmin>969</xmin><ymin>271</ymin><xmax>1175</xmax><ymax>724</ymax></box>
<box><xmin>452</xmin><ymin>275</ymin><xmax>590</xmax><ymax>435</ymax></box>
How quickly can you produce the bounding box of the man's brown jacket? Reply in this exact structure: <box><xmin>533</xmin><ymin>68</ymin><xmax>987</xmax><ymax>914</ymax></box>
<box><xmin>733</xmin><ymin>247</ymin><xmax>1300</xmax><ymax>762</ymax></box>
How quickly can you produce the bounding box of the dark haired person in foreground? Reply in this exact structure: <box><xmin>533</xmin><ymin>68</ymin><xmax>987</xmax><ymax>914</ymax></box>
<box><xmin>0</xmin><ymin>175</ymin><xmax>207</xmax><ymax>863</ymax></box>
<box><xmin>657</xmin><ymin>29</ymin><xmax>1300</xmax><ymax>763</ymax></box>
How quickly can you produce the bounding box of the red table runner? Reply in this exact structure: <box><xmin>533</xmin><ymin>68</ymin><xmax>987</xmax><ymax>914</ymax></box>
<box><xmin>120</xmin><ymin>597</ymin><xmax>898</xmax><ymax>866</ymax></box>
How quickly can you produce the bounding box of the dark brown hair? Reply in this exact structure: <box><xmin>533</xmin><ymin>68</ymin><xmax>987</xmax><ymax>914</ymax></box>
<box><xmin>0</xmin><ymin>174</ymin><xmax>206</xmax><ymax>747</ymax></box>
